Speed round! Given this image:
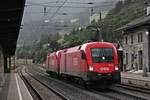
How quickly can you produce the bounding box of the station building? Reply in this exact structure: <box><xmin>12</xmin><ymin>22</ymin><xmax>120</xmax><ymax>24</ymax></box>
<box><xmin>118</xmin><ymin>15</ymin><xmax>150</xmax><ymax>73</ymax></box>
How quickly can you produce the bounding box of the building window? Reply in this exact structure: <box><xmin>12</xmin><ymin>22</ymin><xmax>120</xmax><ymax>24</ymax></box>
<box><xmin>138</xmin><ymin>33</ymin><xmax>140</xmax><ymax>42</ymax></box>
<box><xmin>140</xmin><ymin>33</ymin><xmax>143</xmax><ymax>42</ymax></box>
<box><xmin>125</xmin><ymin>36</ymin><xmax>128</xmax><ymax>44</ymax></box>
<box><xmin>138</xmin><ymin>33</ymin><xmax>143</xmax><ymax>42</ymax></box>
<box><xmin>126</xmin><ymin>53</ymin><xmax>128</xmax><ymax>65</ymax></box>
<box><xmin>131</xmin><ymin>35</ymin><xmax>133</xmax><ymax>44</ymax></box>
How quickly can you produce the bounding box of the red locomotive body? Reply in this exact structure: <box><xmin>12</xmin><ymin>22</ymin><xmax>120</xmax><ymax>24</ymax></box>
<box><xmin>46</xmin><ymin>54</ymin><xmax>50</xmax><ymax>70</ymax></box>
<box><xmin>60</xmin><ymin>46</ymin><xmax>88</xmax><ymax>77</ymax></box>
<box><xmin>46</xmin><ymin>52</ymin><xmax>59</xmax><ymax>75</ymax></box>
<box><xmin>60</xmin><ymin>42</ymin><xmax>120</xmax><ymax>84</ymax></box>
<box><xmin>56</xmin><ymin>50</ymin><xmax>62</xmax><ymax>73</ymax></box>
<box><xmin>46</xmin><ymin>50</ymin><xmax>62</xmax><ymax>75</ymax></box>
<box><xmin>46</xmin><ymin>42</ymin><xmax>120</xmax><ymax>87</ymax></box>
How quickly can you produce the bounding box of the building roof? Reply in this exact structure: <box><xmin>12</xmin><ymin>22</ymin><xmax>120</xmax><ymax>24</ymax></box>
<box><xmin>117</xmin><ymin>15</ymin><xmax>150</xmax><ymax>31</ymax></box>
<box><xmin>0</xmin><ymin>0</ymin><xmax>25</xmax><ymax>55</ymax></box>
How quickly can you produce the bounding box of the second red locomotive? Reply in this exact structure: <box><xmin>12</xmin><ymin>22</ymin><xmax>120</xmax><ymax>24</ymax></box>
<box><xmin>46</xmin><ymin>42</ymin><xmax>120</xmax><ymax>88</ymax></box>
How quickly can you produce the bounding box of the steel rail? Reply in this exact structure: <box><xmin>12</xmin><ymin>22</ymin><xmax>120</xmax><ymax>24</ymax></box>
<box><xmin>25</xmin><ymin>70</ymin><xmax>69</xmax><ymax>100</ymax></box>
<box><xmin>19</xmin><ymin>70</ymin><xmax>44</xmax><ymax>100</ymax></box>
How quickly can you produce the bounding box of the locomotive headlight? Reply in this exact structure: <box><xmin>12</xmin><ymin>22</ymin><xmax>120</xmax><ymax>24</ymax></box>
<box><xmin>115</xmin><ymin>66</ymin><xmax>119</xmax><ymax>71</ymax></box>
<box><xmin>89</xmin><ymin>66</ymin><xmax>94</xmax><ymax>71</ymax></box>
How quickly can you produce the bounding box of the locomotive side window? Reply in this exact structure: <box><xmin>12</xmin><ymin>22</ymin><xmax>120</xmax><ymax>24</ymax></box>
<box><xmin>91</xmin><ymin>48</ymin><xmax>114</xmax><ymax>63</ymax></box>
<box><xmin>81</xmin><ymin>50</ymin><xmax>86</xmax><ymax>60</ymax></box>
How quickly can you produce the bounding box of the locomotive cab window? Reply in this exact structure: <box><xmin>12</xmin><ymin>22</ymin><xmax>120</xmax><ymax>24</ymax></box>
<box><xmin>91</xmin><ymin>48</ymin><xmax>114</xmax><ymax>63</ymax></box>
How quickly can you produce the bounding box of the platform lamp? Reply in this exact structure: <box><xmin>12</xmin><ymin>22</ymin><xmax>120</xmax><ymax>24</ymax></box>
<box><xmin>144</xmin><ymin>1</ymin><xmax>150</xmax><ymax>76</ymax></box>
<box><xmin>146</xmin><ymin>31</ymin><xmax>150</xmax><ymax>73</ymax></box>
<box><xmin>143</xmin><ymin>31</ymin><xmax>149</xmax><ymax>77</ymax></box>
<box><xmin>147</xmin><ymin>30</ymin><xmax>150</xmax><ymax>74</ymax></box>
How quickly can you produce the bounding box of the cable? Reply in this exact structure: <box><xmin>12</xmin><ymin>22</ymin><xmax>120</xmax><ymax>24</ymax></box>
<box><xmin>49</xmin><ymin>0</ymin><xmax>67</xmax><ymax>20</ymax></box>
<box><xmin>24</xmin><ymin>11</ymin><xmax>79</xmax><ymax>15</ymax></box>
<box><xmin>27</xmin><ymin>1</ymin><xmax>116</xmax><ymax>5</ymax></box>
<box><xmin>26</xmin><ymin>4</ymin><xmax>115</xmax><ymax>9</ymax></box>
<box><xmin>25</xmin><ymin>1</ymin><xmax>116</xmax><ymax>8</ymax></box>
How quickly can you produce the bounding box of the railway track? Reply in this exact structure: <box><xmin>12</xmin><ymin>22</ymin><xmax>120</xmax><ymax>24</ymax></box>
<box><xmin>110</xmin><ymin>84</ymin><xmax>150</xmax><ymax>100</ymax></box>
<box><xmin>19</xmin><ymin>67</ymin><xmax>68</xmax><ymax>100</ymax></box>
<box><xmin>32</xmin><ymin>65</ymin><xmax>150</xmax><ymax>100</ymax></box>
<box><xmin>27</xmin><ymin>66</ymin><xmax>117</xmax><ymax>100</ymax></box>
<box><xmin>19</xmin><ymin>70</ymin><xmax>43</xmax><ymax>100</ymax></box>
<box><xmin>60</xmin><ymin>76</ymin><xmax>149</xmax><ymax>100</ymax></box>
<box><xmin>28</xmin><ymin>65</ymin><xmax>148</xmax><ymax>100</ymax></box>
<box><xmin>116</xmin><ymin>84</ymin><xmax>150</xmax><ymax>94</ymax></box>
<box><xmin>106</xmin><ymin>88</ymin><xmax>148</xmax><ymax>100</ymax></box>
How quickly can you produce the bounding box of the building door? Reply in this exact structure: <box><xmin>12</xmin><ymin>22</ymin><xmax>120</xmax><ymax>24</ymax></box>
<box><xmin>118</xmin><ymin>50</ymin><xmax>123</xmax><ymax>71</ymax></box>
<box><xmin>138</xmin><ymin>51</ymin><xmax>143</xmax><ymax>70</ymax></box>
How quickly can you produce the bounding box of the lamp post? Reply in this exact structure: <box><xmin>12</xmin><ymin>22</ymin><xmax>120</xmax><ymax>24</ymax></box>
<box><xmin>143</xmin><ymin>31</ymin><xmax>149</xmax><ymax>77</ymax></box>
<box><xmin>142</xmin><ymin>1</ymin><xmax>150</xmax><ymax>76</ymax></box>
<box><xmin>146</xmin><ymin>31</ymin><xmax>150</xmax><ymax>73</ymax></box>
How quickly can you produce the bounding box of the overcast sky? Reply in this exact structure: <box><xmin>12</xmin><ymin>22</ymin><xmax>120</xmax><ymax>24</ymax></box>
<box><xmin>23</xmin><ymin>0</ymin><xmax>119</xmax><ymax>23</ymax></box>
<box><xmin>19</xmin><ymin>0</ymin><xmax>120</xmax><ymax>45</ymax></box>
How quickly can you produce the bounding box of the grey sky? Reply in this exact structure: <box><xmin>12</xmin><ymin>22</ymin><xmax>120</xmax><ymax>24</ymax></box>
<box><xmin>19</xmin><ymin>0</ymin><xmax>119</xmax><ymax>44</ymax></box>
<box><xmin>23</xmin><ymin>0</ymin><xmax>118</xmax><ymax>22</ymax></box>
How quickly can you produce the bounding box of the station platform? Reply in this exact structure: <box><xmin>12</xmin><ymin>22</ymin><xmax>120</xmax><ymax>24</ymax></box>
<box><xmin>121</xmin><ymin>71</ymin><xmax>150</xmax><ymax>88</ymax></box>
<box><xmin>0</xmin><ymin>73</ymin><xmax>33</xmax><ymax>100</ymax></box>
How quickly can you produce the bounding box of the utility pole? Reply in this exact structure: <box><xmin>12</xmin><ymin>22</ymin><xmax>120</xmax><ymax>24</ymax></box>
<box><xmin>88</xmin><ymin>11</ymin><xmax>104</xmax><ymax>42</ymax></box>
<box><xmin>99</xmin><ymin>11</ymin><xmax>102</xmax><ymax>21</ymax></box>
<box><xmin>91</xmin><ymin>7</ymin><xmax>93</xmax><ymax>16</ymax></box>
<box><xmin>44</xmin><ymin>6</ymin><xmax>47</xmax><ymax>16</ymax></box>
<box><xmin>99</xmin><ymin>11</ymin><xmax>103</xmax><ymax>42</ymax></box>
<box><xmin>143</xmin><ymin>2</ymin><xmax>150</xmax><ymax>76</ymax></box>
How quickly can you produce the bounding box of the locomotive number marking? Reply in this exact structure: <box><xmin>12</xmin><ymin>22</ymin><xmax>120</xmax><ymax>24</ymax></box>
<box><xmin>73</xmin><ymin>58</ymin><xmax>78</xmax><ymax>66</ymax></box>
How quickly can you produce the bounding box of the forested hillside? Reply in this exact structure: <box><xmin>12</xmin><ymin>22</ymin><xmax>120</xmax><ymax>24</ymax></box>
<box><xmin>61</xmin><ymin>0</ymin><xmax>147</xmax><ymax>47</ymax></box>
<box><xmin>102</xmin><ymin>0</ymin><xmax>146</xmax><ymax>42</ymax></box>
<box><xmin>16</xmin><ymin>0</ymin><xmax>149</xmax><ymax>63</ymax></box>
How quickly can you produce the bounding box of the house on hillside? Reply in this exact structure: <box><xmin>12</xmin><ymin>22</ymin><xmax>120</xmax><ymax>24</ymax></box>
<box><xmin>117</xmin><ymin>15</ymin><xmax>150</xmax><ymax>73</ymax></box>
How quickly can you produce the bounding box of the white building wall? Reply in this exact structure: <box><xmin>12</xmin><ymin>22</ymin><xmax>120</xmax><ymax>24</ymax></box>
<box><xmin>123</xmin><ymin>29</ymin><xmax>149</xmax><ymax>72</ymax></box>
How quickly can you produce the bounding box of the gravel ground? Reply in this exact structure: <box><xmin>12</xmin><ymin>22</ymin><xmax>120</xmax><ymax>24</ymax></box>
<box><xmin>110</xmin><ymin>86</ymin><xmax>150</xmax><ymax>100</ymax></box>
<box><xmin>27</xmin><ymin>66</ymin><xmax>112</xmax><ymax>100</ymax></box>
<box><xmin>26</xmin><ymin>65</ymin><xmax>150</xmax><ymax>100</ymax></box>
<box><xmin>22</xmin><ymin>68</ymin><xmax>64</xmax><ymax>100</ymax></box>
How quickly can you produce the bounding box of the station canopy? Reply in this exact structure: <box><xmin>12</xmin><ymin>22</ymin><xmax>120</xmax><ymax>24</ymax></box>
<box><xmin>0</xmin><ymin>0</ymin><xmax>25</xmax><ymax>56</ymax></box>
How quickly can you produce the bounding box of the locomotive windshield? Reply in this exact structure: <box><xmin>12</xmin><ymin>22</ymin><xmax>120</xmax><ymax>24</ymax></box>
<box><xmin>91</xmin><ymin>48</ymin><xmax>114</xmax><ymax>63</ymax></box>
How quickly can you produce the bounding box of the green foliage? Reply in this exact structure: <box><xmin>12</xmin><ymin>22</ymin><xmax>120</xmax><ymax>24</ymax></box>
<box><xmin>16</xmin><ymin>33</ymin><xmax>60</xmax><ymax>64</ymax></box>
<box><xmin>58</xmin><ymin>28</ymin><xmax>97</xmax><ymax>48</ymax></box>
<box><xmin>99</xmin><ymin>0</ymin><xmax>146</xmax><ymax>43</ymax></box>
<box><xmin>16</xmin><ymin>0</ymin><xmax>148</xmax><ymax>64</ymax></box>
<box><xmin>60</xmin><ymin>0</ymin><xmax>147</xmax><ymax>45</ymax></box>
<box><xmin>56</xmin><ymin>0</ymin><xmax>147</xmax><ymax>47</ymax></box>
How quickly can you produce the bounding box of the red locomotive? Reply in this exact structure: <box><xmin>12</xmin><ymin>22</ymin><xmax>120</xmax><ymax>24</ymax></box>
<box><xmin>46</xmin><ymin>42</ymin><xmax>120</xmax><ymax>88</ymax></box>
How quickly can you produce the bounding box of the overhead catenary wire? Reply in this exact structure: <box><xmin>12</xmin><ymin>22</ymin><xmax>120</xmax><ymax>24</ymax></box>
<box><xmin>24</xmin><ymin>0</ymin><xmax>146</xmax><ymax>25</ymax></box>
<box><xmin>24</xmin><ymin>4</ymin><xmax>115</xmax><ymax>17</ymax></box>
<box><xmin>26</xmin><ymin>4</ymin><xmax>114</xmax><ymax>8</ymax></box>
<box><xmin>49</xmin><ymin>0</ymin><xmax>67</xmax><ymax>20</ymax></box>
<box><xmin>25</xmin><ymin>0</ymin><xmax>136</xmax><ymax>29</ymax></box>
<box><xmin>23</xmin><ymin>1</ymin><xmax>117</xmax><ymax>33</ymax></box>
<box><xmin>27</xmin><ymin>1</ymin><xmax>94</xmax><ymax>5</ymax></box>
<box><xmin>26</xmin><ymin>1</ymin><xmax>116</xmax><ymax>5</ymax></box>
<box><xmin>25</xmin><ymin>0</ymin><xmax>117</xmax><ymax>9</ymax></box>
<box><xmin>25</xmin><ymin>0</ymin><xmax>116</xmax><ymax>19</ymax></box>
